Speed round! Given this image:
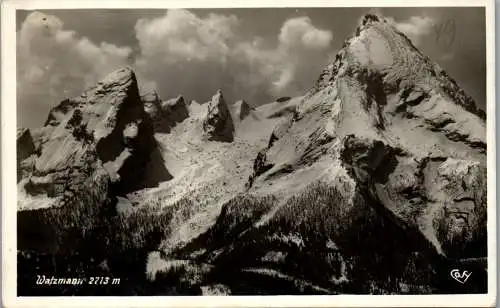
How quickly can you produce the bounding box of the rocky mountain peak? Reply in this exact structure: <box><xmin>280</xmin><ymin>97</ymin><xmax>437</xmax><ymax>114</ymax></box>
<box><xmin>156</xmin><ymin>95</ymin><xmax>189</xmax><ymax>133</ymax></box>
<box><xmin>161</xmin><ymin>95</ymin><xmax>187</xmax><ymax>114</ymax></box>
<box><xmin>233</xmin><ymin>99</ymin><xmax>251</xmax><ymax>120</ymax></box>
<box><xmin>98</xmin><ymin>66</ymin><xmax>136</xmax><ymax>87</ymax></box>
<box><xmin>312</xmin><ymin>13</ymin><xmax>484</xmax><ymax>121</ymax></box>
<box><xmin>18</xmin><ymin>66</ymin><xmax>157</xmax><ymax>214</ymax></box>
<box><xmin>45</xmin><ymin>67</ymin><xmax>141</xmax><ymax>128</ymax></box>
<box><xmin>162</xmin><ymin>94</ymin><xmax>184</xmax><ymax>107</ymax></box>
<box><xmin>247</xmin><ymin>13</ymin><xmax>486</xmax><ymax>263</ymax></box>
<box><xmin>202</xmin><ymin>89</ymin><xmax>235</xmax><ymax>142</ymax></box>
<box><xmin>359</xmin><ymin>13</ymin><xmax>386</xmax><ymax>28</ymax></box>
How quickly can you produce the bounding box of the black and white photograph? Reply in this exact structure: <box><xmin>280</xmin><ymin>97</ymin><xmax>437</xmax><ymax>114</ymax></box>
<box><xmin>2</xmin><ymin>0</ymin><xmax>496</xmax><ymax>307</ymax></box>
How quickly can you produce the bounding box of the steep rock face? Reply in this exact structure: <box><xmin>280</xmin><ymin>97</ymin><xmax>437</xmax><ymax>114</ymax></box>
<box><xmin>202</xmin><ymin>90</ymin><xmax>235</xmax><ymax>142</ymax></box>
<box><xmin>149</xmin><ymin>14</ymin><xmax>487</xmax><ymax>294</ymax></box>
<box><xmin>17</xmin><ymin>67</ymin><xmax>157</xmax><ymax>252</ymax></box>
<box><xmin>339</xmin><ymin>135</ymin><xmax>486</xmax><ymax>259</ymax></box>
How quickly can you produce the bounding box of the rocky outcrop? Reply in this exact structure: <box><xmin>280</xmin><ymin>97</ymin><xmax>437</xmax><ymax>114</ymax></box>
<box><xmin>30</xmin><ymin>126</ymin><xmax>54</xmax><ymax>151</ymax></box>
<box><xmin>339</xmin><ymin>135</ymin><xmax>486</xmax><ymax>259</ymax></box>
<box><xmin>202</xmin><ymin>90</ymin><xmax>234</xmax><ymax>142</ymax></box>
<box><xmin>161</xmin><ymin>95</ymin><xmax>188</xmax><ymax>120</ymax></box>
<box><xmin>233</xmin><ymin>100</ymin><xmax>251</xmax><ymax>120</ymax></box>
<box><xmin>157</xmin><ymin>95</ymin><xmax>189</xmax><ymax>132</ymax></box>
<box><xmin>276</xmin><ymin>96</ymin><xmax>291</xmax><ymax>103</ymax></box>
<box><xmin>141</xmin><ymin>88</ymin><xmax>162</xmax><ymax>123</ymax></box>
<box><xmin>44</xmin><ymin>98</ymin><xmax>79</xmax><ymax>127</ymax></box>
<box><xmin>140</xmin><ymin>90</ymin><xmax>190</xmax><ymax>133</ymax></box>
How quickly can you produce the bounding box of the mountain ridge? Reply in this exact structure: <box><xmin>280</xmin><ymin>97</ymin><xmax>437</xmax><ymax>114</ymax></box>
<box><xmin>17</xmin><ymin>13</ymin><xmax>487</xmax><ymax>295</ymax></box>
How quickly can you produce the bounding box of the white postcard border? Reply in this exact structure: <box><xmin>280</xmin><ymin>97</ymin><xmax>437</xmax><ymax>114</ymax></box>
<box><xmin>1</xmin><ymin>0</ymin><xmax>496</xmax><ymax>307</ymax></box>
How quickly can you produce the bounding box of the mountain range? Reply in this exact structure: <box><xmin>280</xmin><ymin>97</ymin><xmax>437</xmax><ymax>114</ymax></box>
<box><xmin>17</xmin><ymin>14</ymin><xmax>487</xmax><ymax>295</ymax></box>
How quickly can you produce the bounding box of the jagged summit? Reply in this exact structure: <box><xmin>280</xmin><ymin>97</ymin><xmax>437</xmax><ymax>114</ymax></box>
<box><xmin>359</xmin><ymin>13</ymin><xmax>387</xmax><ymax>27</ymax></box>
<box><xmin>45</xmin><ymin>67</ymin><xmax>141</xmax><ymax>127</ymax></box>
<box><xmin>312</xmin><ymin>13</ymin><xmax>484</xmax><ymax>119</ymax></box>
<box><xmin>156</xmin><ymin>95</ymin><xmax>190</xmax><ymax>133</ymax></box>
<box><xmin>202</xmin><ymin>89</ymin><xmax>235</xmax><ymax>142</ymax></box>
<box><xmin>161</xmin><ymin>95</ymin><xmax>186</xmax><ymax>112</ymax></box>
<box><xmin>246</xmin><ymin>12</ymin><xmax>486</xmax><ymax>264</ymax></box>
<box><xmin>18</xmin><ymin>66</ymin><xmax>159</xmax><ymax>212</ymax></box>
<box><xmin>98</xmin><ymin>66</ymin><xmax>136</xmax><ymax>86</ymax></box>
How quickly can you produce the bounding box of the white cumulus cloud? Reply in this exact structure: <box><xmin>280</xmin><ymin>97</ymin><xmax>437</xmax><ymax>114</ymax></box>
<box><xmin>17</xmin><ymin>11</ymin><xmax>132</xmax><ymax>127</ymax></box>
<box><xmin>388</xmin><ymin>15</ymin><xmax>435</xmax><ymax>46</ymax></box>
<box><xmin>18</xmin><ymin>10</ymin><xmax>335</xmax><ymax>127</ymax></box>
<box><xmin>134</xmin><ymin>10</ymin><xmax>334</xmax><ymax>105</ymax></box>
<box><xmin>135</xmin><ymin>10</ymin><xmax>238</xmax><ymax>63</ymax></box>
<box><xmin>278</xmin><ymin>16</ymin><xmax>332</xmax><ymax>51</ymax></box>
<box><xmin>272</xmin><ymin>16</ymin><xmax>334</xmax><ymax>94</ymax></box>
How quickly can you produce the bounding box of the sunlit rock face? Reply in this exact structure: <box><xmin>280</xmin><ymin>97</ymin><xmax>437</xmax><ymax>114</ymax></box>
<box><xmin>202</xmin><ymin>89</ymin><xmax>235</xmax><ymax>142</ymax></box>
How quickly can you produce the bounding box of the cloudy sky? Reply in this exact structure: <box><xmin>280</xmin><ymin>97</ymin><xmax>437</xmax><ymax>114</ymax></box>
<box><xmin>16</xmin><ymin>7</ymin><xmax>486</xmax><ymax>128</ymax></box>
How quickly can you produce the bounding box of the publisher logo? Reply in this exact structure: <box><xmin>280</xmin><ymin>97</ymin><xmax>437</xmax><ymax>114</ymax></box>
<box><xmin>450</xmin><ymin>269</ymin><xmax>472</xmax><ymax>284</ymax></box>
